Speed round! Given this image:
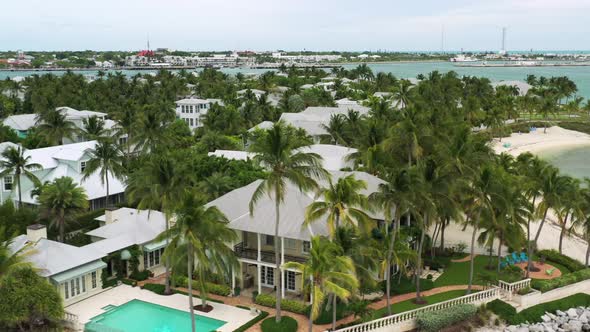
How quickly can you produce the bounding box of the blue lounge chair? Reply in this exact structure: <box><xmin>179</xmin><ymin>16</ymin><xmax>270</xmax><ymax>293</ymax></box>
<box><xmin>500</xmin><ymin>261</ymin><xmax>507</xmax><ymax>269</ymax></box>
<box><xmin>512</xmin><ymin>252</ymin><xmax>522</xmax><ymax>263</ymax></box>
<box><xmin>506</xmin><ymin>256</ymin><xmax>515</xmax><ymax>265</ymax></box>
<box><xmin>520</xmin><ymin>252</ymin><xmax>529</xmax><ymax>262</ymax></box>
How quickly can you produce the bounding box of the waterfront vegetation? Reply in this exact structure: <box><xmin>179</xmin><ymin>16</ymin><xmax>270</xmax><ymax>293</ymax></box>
<box><xmin>2</xmin><ymin>65</ymin><xmax>590</xmax><ymax>331</ymax></box>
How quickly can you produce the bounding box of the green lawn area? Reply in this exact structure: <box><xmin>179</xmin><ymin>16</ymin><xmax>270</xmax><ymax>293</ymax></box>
<box><xmin>530</xmin><ymin>255</ymin><xmax>571</xmax><ymax>276</ymax></box>
<box><xmin>371</xmin><ymin>290</ymin><xmax>467</xmax><ymax>319</ymax></box>
<box><xmin>434</xmin><ymin>255</ymin><xmax>500</xmax><ymax>287</ymax></box>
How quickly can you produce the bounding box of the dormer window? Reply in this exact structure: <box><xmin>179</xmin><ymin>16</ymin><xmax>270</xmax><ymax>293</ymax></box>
<box><xmin>3</xmin><ymin>176</ymin><xmax>13</xmax><ymax>191</ymax></box>
<box><xmin>80</xmin><ymin>161</ymin><xmax>87</xmax><ymax>173</ymax></box>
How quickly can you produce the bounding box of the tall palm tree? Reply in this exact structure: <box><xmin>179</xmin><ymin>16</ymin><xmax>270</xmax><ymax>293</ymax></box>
<box><xmin>113</xmin><ymin>107</ymin><xmax>135</xmax><ymax>157</ymax></box>
<box><xmin>132</xmin><ymin>106</ymin><xmax>173</xmax><ymax>154</ymax></box>
<box><xmin>80</xmin><ymin>116</ymin><xmax>108</xmax><ymax>141</ymax></box>
<box><xmin>391</xmin><ymin>79</ymin><xmax>413</xmax><ymax>110</ymax></box>
<box><xmin>284</xmin><ymin>236</ymin><xmax>358</xmax><ymax>332</ymax></box>
<box><xmin>82</xmin><ymin>138</ymin><xmax>126</xmax><ymax>208</ymax></box>
<box><xmin>248</xmin><ymin>122</ymin><xmax>327</xmax><ymax>322</ymax></box>
<box><xmin>0</xmin><ymin>146</ymin><xmax>41</xmax><ymax>208</ymax></box>
<box><xmin>126</xmin><ymin>154</ymin><xmax>193</xmax><ymax>294</ymax></box>
<box><xmin>38</xmin><ymin>177</ymin><xmax>88</xmax><ymax>242</ymax></box>
<box><xmin>556</xmin><ymin>176</ymin><xmax>582</xmax><ymax>254</ymax></box>
<box><xmin>0</xmin><ymin>226</ymin><xmax>34</xmax><ymax>282</ymax></box>
<box><xmin>157</xmin><ymin>191</ymin><xmax>238</xmax><ymax>332</ymax></box>
<box><xmin>36</xmin><ymin>109</ymin><xmax>77</xmax><ymax>146</ymax></box>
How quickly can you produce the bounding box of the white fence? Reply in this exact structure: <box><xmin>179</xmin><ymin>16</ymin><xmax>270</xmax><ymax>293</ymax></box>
<box><xmin>331</xmin><ymin>287</ymin><xmax>501</xmax><ymax>332</ymax></box>
<box><xmin>63</xmin><ymin>311</ymin><xmax>83</xmax><ymax>331</ymax></box>
<box><xmin>498</xmin><ymin>279</ymin><xmax>531</xmax><ymax>300</ymax></box>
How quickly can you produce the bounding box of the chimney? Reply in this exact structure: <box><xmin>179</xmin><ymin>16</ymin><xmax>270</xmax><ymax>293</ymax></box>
<box><xmin>104</xmin><ymin>208</ymin><xmax>116</xmax><ymax>225</ymax></box>
<box><xmin>26</xmin><ymin>224</ymin><xmax>47</xmax><ymax>243</ymax></box>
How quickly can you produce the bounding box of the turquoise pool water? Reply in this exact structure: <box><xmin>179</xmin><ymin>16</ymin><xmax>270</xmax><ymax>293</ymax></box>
<box><xmin>85</xmin><ymin>299</ymin><xmax>226</xmax><ymax>332</ymax></box>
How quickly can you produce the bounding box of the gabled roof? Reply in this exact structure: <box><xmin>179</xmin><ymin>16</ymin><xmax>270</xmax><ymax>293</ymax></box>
<box><xmin>238</xmin><ymin>89</ymin><xmax>266</xmax><ymax>95</ymax></box>
<box><xmin>9</xmin><ymin>235</ymin><xmax>105</xmax><ymax>278</ymax></box>
<box><xmin>176</xmin><ymin>98</ymin><xmax>210</xmax><ymax>104</ymax></box>
<box><xmin>2</xmin><ymin>114</ymin><xmax>38</xmax><ymax>131</ymax></box>
<box><xmin>208</xmin><ymin>150</ymin><xmax>255</xmax><ymax>161</ymax></box>
<box><xmin>207</xmin><ymin>170</ymin><xmax>385</xmax><ymax>241</ymax></box>
<box><xmin>56</xmin><ymin>106</ymin><xmax>107</xmax><ymax>119</ymax></box>
<box><xmin>276</xmin><ymin>105</ymin><xmax>370</xmax><ymax>136</ymax></box>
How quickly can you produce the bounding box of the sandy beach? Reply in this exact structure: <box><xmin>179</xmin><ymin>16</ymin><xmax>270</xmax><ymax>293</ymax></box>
<box><xmin>493</xmin><ymin>126</ymin><xmax>590</xmax><ymax>156</ymax></box>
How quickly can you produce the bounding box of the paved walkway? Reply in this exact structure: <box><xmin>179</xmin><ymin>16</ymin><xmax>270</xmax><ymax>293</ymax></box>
<box><xmin>451</xmin><ymin>254</ymin><xmax>474</xmax><ymax>263</ymax></box>
<box><xmin>367</xmin><ymin>284</ymin><xmax>484</xmax><ymax>310</ymax></box>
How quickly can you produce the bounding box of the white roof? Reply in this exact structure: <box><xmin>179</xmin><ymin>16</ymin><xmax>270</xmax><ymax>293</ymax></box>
<box><xmin>207</xmin><ymin>170</ymin><xmax>385</xmax><ymax>241</ymax></box>
<box><xmin>0</xmin><ymin>142</ymin><xmax>20</xmax><ymax>155</ymax></box>
<box><xmin>10</xmin><ymin>235</ymin><xmax>105</xmax><ymax>278</ymax></box>
<box><xmin>336</xmin><ymin>98</ymin><xmax>359</xmax><ymax>105</ymax></box>
<box><xmin>85</xmin><ymin>208</ymin><xmax>166</xmax><ymax>254</ymax></box>
<box><xmin>208</xmin><ymin>150</ymin><xmax>256</xmax><ymax>161</ymax></box>
<box><xmin>248</xmin><ymin>121</ymin><xmax>274</xmax><ymax>132</ymax></box>
<box><xmin>491</xmin><ymin>80</ymin><xmax>532</xmax><ymax>96</ymax></box>
<box><xmin>278</xmin><ymin>105</ymin><xmax>370</xmax><ymax>136</ymax></box>
<box><xmin>176</xmin><ymin>98</ymin><xmax>210</xmax><ymax>104</ymax></box>
<box><xmin>56</xmin><ymin>106</ymin><xmax>107</xmax><ymax>119</ymax></box>
<box><xmin>2</xmin><ymin>114</ymin><xmax>37</xmax><ymax>131</ymax></box>
<box><xmin>298</xmin><ymin>144</ymin><xmax>357</xmax><ymax>171</ymax></box>
<box><xmin>238</xmin><ymin>89</ymin><xmax>266</xmax><ymax>95</ymax></box>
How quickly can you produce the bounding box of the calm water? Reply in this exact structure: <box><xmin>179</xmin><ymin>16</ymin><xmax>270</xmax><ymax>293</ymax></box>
<box><xmin>538</xmin><ymin>146</ymin><xmax>590</xmax><ymax>180</ymax></box>
<box><xmin>2</xmin><ymin>62</ymin><xmax>590</xmax><ymax>98</ymax></box>
<box><xmin>85</xmin><ymin>299</ymin><xmax>226</xmax><ymax>332</ymax></box>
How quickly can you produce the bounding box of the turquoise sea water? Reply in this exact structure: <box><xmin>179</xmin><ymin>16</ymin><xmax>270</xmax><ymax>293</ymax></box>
<box><xmin>85</xmin><ymin>299</ymin><xmax>226</xmax><ymax>332</ymax></box>
<box><xmin>538</xmin><ymin>146</ymin><xmax>590</xmax><ymax>180</ymax></box>
<box><xmin>2</xmin><ymin>61</ymin><xmax>590</xmax><ymax>98</ymax></box>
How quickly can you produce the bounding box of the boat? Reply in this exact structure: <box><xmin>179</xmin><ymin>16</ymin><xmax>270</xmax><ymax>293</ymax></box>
<box><xmin>449</xmin><ymin>54</ymin><xmax>479</xmax><ymax>62</ymax></box>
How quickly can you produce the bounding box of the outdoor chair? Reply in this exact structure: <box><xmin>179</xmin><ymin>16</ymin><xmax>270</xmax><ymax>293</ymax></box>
<box><xmin>546</xmin><ymin>268</ymin><xmax>555</xmax><ymax>276</ymax></box>
<box><xmin>520</xmin><ymin>252</ymin><xmax>528</xmax><ymax>262</ymax></box>
<box><xmin>506</xmin><ymin>256</ymin><xmax>515</xmax><ymax>265</ymax></box>
<box><xmin>511</xmin><ymin>252</ymin><xmax>522</xmax><ymax>263</ymax></box>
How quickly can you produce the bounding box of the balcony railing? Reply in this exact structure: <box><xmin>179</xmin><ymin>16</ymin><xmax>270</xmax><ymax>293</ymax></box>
<box><xmin>233</xmin><ymin>242</ymin><xmax>307</xmax><ymax>264</ymax></box>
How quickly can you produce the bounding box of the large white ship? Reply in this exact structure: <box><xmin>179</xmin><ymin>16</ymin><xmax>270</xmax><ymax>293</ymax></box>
<box><xmin>449</xmin><ymin>54</ymin><xmax>479</xmax><ymax>62</ymax></box>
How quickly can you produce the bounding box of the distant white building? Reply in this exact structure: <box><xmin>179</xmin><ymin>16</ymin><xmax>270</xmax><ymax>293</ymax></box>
<box><xmin>175</xmin><ymin>98</ymin><xmax>211</xmax><ymax>130</ymax></box>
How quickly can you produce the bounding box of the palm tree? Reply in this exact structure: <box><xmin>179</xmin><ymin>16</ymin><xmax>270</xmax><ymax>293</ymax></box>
<box><xmin>80</xmin><ymin>116</ymin><xmax>108</xmax><ymax>141</ymax></box>
<box><xmin>322</xmin><ymin>114</ymin><xmax>348</xmax><ymax>146</ymax></box>
<box><xmin>0</xmin><ymin>226</ymin><xmax>34</xmax><ymax>282</ymax></box>
<box><xmin>126</xmin><ymin>154</ymin><xmax>193</xmax><ymax>294</ymax></box>
<box><xmin>248</xmin><ymin>122</ymin><xmax>327</xmax><ymax>323</ymax></box>
<box><xmin>157</xmin><ymin>191</ymin><xmax>238</xmax><ymax>332</ymax></box>
<box><xmin>284</xmin><ymin>236</ymin><xmax>358</xmax><ymax>332</ymax></box>
<box><xmin>132</xmin><ymin>106</ymin><xmax>173</xmax><ymax>154</ymax></box>
<box><xmin>36</xmin><ymin>109</ymin><xmax>77</xmax><ymax>145</ymax></box>
<box><xmin>113</xmin><ymin>107</ymin><xmax>135</xmax><ymax>157</ymax></box>
<box><xmin>556</xmin><ymin>176</ymin><xmax>582</xmax><ymax>254</ymax></box>
<box><xmin>0</xmin><ymin>146</ymin><xmax>41</xmax><ymax>208</ymax></box>
<box><xmin>391</xmin><ymin>79</ymin><xmax>412</xmax><ymax>110</ymax></box>
<box><xmin>39</xmin><ymin>177</ymin><xmax>88</xmax><ymax>242</ymax></box>
<box><xmin>82</xmin><ymin>138</ymin><xmax>126</xmax><ymax>208</ymax></box>
<box><xmin>197</xmin><ymin>172</ymin><xmax>233</xmax><ymax>200</ymax></box>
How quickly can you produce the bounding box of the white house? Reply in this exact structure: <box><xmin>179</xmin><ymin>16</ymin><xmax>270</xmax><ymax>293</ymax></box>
<box><xmin>0</xmin><ymin>141</ymin><xmax>126</xmax><ymax>209</ymax></box>
<box><xmin>175</xmin><ymin>98</ymin><xmax>211</xmax><ymax>130</ymax></box>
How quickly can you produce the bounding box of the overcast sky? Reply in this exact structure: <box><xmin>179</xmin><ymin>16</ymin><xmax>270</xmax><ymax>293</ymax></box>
<box><xmin>1</xmin><ymin>0</ymin><xmax>589</xmax><ymax>52</ymax></box>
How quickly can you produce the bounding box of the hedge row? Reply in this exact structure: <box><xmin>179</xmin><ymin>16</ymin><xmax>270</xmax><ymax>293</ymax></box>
<box><xmin>142</xmin><ymin>283</ymin><xmax>166</xmax><ymax>295</ymax></box>
<box><xmin>537</xmin><ymin>249</ymin><xmax>586</xmax><ymax>272</ymax></box>
<box><xmin>176</xmin><ymin>276</ymin><xmax>232</xmax><ymax>296</ymax></box>
<box><xmin>129</xmin><ymin>270</ymin><xmax>150</xmax><ymax>281</ymax></box>
<box><xmin>531</xmin><ymin>268</ymin><xmax>590</xmax><ymax>292</ymax></box>
<box><xmin>233</xmin><ymin>307</ymin><xmax>269</xmax><ymax>332</ymax></box>
<box><xmin>488</xmin><ymin>294</ymin><xmax>590</xmax><ymax>325</ymax></box>
<box><xmin>415</xmin><ymin>304</ymin><xmax>478</xmax><ymax>332</ymax></box>
<box><xmin>254</xmin><ymin>294</ymin><xmax>309</xmax><ymax>315</ymax></box>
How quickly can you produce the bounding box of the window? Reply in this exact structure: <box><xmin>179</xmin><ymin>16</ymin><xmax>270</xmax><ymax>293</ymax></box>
<box><xmin>80</xmin><ymin>161</ymin><xmax>87</xmax><ymax>173</ymax></box>
<box><xmin>189</xmin><ymin>118</ymin><xmax>194</xmax><ymax>127</ymax></box>
<box><xmin>144</xmin><ymin>248</ymin><xmax>165</xmax><ymax>269</ymax></box>
<box><xmin>119</xmin><ymin>137</ymin><xmax>128</xmax><ymax>146</ymax></box>
<box><xmin>285</xmin><ymin>239</ymin><xmax>297</xmax><ymax>250</ymax></box>
<box><xmin>91</xmin><ymin>271</ymin><xmax>97</xmax><ymax>289</ymax></box>
<box><xmin>287</xmin><ymin>271</ymin><xmax>296</xmax><ymax>291</ymax></box>
<box><xmin>265</xmin><ymin>235</ymin><xmax>274</xmax><ymax>246</ymax></box>
<box><xmin>154</xmin><ymin>248</ymin><xmax>160</xmax><ymax>265</ymax></box>
<box><xmin>81</xmin><ymin>275</ymin><xmax>86</xmax><ymax>292</ymax></box>
<box><xmin>149</xmin><ymin>250</ymin><xmax>155</xmax><ymax>267</ymax></box>
<box><xmin>302</xmin><ymin>241</ymin><xmax>311</xmax><ymax>254</ymax></box>
<box><xmin>3</xmin><ymin>176</ymin><xmax>13</xmax><ymax>191</ymax></box>
<box><xmin>64</xmin><ymin>283</ymin><xmax>69</xmax><ymax>299</ymax></box>
<box><xmin>261</xmin><ymin>266</ymin><xmax>274</xmax><ymax>286</ymax></box>
<box><xmin>181</xmin><ymin>105</ymin><xmax>185</xmax><ymax>113</ymax></box>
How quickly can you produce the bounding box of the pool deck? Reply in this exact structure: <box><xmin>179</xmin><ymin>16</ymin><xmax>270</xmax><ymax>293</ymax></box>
<box><xmin>66</xmin><ymin>285</ymin><xmax>254</xmax><ymax>331</ymax></box>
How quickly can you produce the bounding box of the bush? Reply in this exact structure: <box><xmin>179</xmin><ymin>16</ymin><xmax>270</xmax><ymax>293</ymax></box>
<box><xmin>260</xmin><ymin>316</ymin><xmax>298</xmax><ymax>332</ymax></box>
<box><xmin>537</xmin><ymin>249</ymin><xmax>585</xmax><ymax>272</ymax></box>
<box><xmin>558</xmin><ymin>121</ymin><xmax>590</xmax><ymax>135</ymax></box>
<box><xmin>416</xmin><ymin>304</ymin><xmax>477</xmax><ymax>332</ymax></box>
<box><xmin>381</xmin><ymin>276</ymin><xmax>435</xmax><ymax>296</ymax></box>
<box><xmin>142</xmin><ymin>283</ymin><xmax>166</xmax><ymax>295</ymax></box>
<box><xmin>255</xmin><ymin>294</ymin><xmax>309</xmax><ymax>315</ymax></box>
<box><xmin>233</xmin><ymin>309</ymin><xmax>269</xmax><ymax>332</ymax></box>
<box><xmin>313</xmin><ymin>300</ymin><xmax>351</xmax><ymax>324</ymax></box>
<box><xmin>486</xmin><ymin>299</ymin><xmax>517</xmax><ymax>323</ymax></box>
<box><xmin>129</xmin><ymin>270</ymin><xmax>150</xmax><ymax>281</ymax></box>
<box><xmin>102</xmin><ymin>278</ymin><xmax>118</xmax><ymax>289</ymax></box>
<box><xmin>121</xmin><ymin>278</ymin><xmax>137</xmax><ymax>287</ymax></box>
<box><xmin>531</xmin><ymin>268</ymin><xmax>590</xmax><ymax>292</ymax></box>
<box><xmin>175</xmin><ymin>276</ymin><xmax>232</xmax><ymax>296</ymax></box>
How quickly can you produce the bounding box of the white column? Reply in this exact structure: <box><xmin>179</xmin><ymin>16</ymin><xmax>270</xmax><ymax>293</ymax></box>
<box><xmin>281</xmin><ymin>237</ymin><xmax>285</xmax><ymax>298</ymax></box>
<box><xmin>257</xmin><ymin>233</ymin><xmax>261</xmax><ymax>261</ymax></box>
<box><xmin>257</xmin><ymin>264</ymin><xmax>262</xmax><ymax>294</ymax></box>
<box><xmin>231</xmin><ymin>268</ymin><xmax>236</xmax><ymax>296</ymax></box>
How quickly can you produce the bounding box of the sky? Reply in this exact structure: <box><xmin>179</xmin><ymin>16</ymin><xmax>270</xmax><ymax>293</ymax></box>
<box><xmin>1</xmin><ymin>0</ymin><xmax>590</xmax><ymax>52</ymax></box>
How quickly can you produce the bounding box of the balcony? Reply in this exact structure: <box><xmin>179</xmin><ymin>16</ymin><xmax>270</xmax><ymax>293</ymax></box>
<box><xmin>233</xmin><ymin>242</ymin><xmax>307</xmax><ymax>264</ymax></box>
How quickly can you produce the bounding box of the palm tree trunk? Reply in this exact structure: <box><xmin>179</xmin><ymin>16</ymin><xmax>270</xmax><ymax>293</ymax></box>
<box><xmin>497</xmin><ymin>234</ymin><xmax>503</xmax><ymax>275</ymax></box>
<box><xmin>415</xmin><ymin>214</ymin><xmax>427</xmax><ymax>303</ymax></box>
<box><xmin>531</xmin><ymin>207</ymin><xmax>549</xmax><ymax>266</ymax></box>
<box><xmin>558</xmin><ymin>212</ymin><xmax>569</xmax><ymax>254</ymax></box>
<box><xmin>467</xmin><ymin>225</ymin><xmax>478</xmax><ymax>294</ymax></box>
<box><xmin>585</xmin><ymin>242</ymin><xmax>590</xmax><ymax>267</ymax></box>
<box><xmin>487</xmin><ymin>235</ymin><xmax>494</xmax><ymax>269</ymax></box>
<box><xmin>439</xmin><ymin>218</ymin><xmax>446</xmax><ymax>252</ymax></box>
<box><xmin>164</xmin><ymin>215</ymin><xmax>171</xmax><ymax>295</ymax></box>
<box><xmin>187</xmin><ymin>243</ymin><xmax>196</xmax><ymax>332</ymax></box>
<box><xmin>331</xmin><ymin>214</ymin><xmax>341</xmax><ymax>331</ymax></box>
<box><xmin>308</xmin><ymin>287</ymin><xmax>314</xmax><ymax>332</ymax></box>
<box><xmin>105</xmin><ymin>173</ymin><xmax>110</xmax><ymax>209</ymax></box>
<box><xmin>17</xmin><ymin>173</ymin><xmax>22</xmax><ymax>209</ymax></box>
<box><xmin>274</xmin><ymin>196</ymin><xmax>282</xmax><ymax>323</ymax></box>
<box><xmin>430</xmin><ymin>222</ymin><xmax>440</xmax><ymax>258</ymax></box>
<box><xmin>385</xmin><ymin>216</ymin><xmax>399</xmax><ymax>316</ymax></box>
<box><xmin>526</xmin><ymin>196</ymin><xmax>537</xmax><ymax>277</ymax></box>
<box><xmin>59</xmin><ymin>216</ymin><xmax>65</xmax><ymax>243</ymax></box>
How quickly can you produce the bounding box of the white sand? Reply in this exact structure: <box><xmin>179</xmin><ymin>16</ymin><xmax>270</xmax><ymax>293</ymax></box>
<box><xmin>492</xmin><ymin>126</ymin><xmax>590</xmax><ymax>156</ymax></box>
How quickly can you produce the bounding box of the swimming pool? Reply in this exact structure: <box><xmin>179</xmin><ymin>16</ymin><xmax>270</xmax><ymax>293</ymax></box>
<box><xmin>85</xmin><ymin>299</ymin><xmax>226</xmax><ymax>332</ymax></box>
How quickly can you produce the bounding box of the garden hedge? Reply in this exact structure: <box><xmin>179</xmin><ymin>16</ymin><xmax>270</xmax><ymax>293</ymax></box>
<box><xmin>531</xmin><ymin>268</ymin><xmax>590</xmax><ymax>292</ymax></box>
<box><xmin>233</xmin><ymin>307</ymin><xmax>269</xmax><ymax>332</ymax></box>
<box><xmin>255</xmin><ymin>294</ymin><xmax>309</xmax><ymax>315</ymax></box>
<box><xmin>142</xmin><ymin>283</ymin><xmax>166</xmax><ymax>295</ymax></box>
<box><xmin>488</xmin><ymin>294</ymin><xmax>590</xmax><ymax>325</ymax></box>
<box><xmin>260</xmin><ymin>316</ymin><xmax>298</xmax><ymax>332</ymax></box>
<box><xmin>176</xmin><ymin>276</ymin><xmax>232</xmax><ymax>296</ymax></box>
<box><xmin>129</xmin><ymin>270</ymin><xmax>150</xmax><ymax>281</ymax></box>
<box><xmin>416</xmin><ymin>304</ymin><xmax>477</xmax><ymax>332</ymax></box>
<box><xmin>537</xmin><ymin>249</ymin><xmax>586</xmax><ymax>272</ymax></box>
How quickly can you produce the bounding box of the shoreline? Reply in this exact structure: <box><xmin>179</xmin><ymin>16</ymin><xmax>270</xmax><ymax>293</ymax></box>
<box><xmin>493</xmin><ymin>126</ymin><xmax>590</xmax><ymax>156</ymax></box>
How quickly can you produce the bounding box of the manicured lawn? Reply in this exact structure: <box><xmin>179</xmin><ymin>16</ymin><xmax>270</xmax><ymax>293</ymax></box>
<box><xmin>434</xmin><ymin>255</ymin><xmax>499</xmax><ymax>287</ymax></box>
<box><xmin>371</xmin><ymin>290</ymin><xmax>467</xmax><ymax>319</ymax></box>
<box><xmin>530</xmin><ymin>255</ymin><xmax>572</xmax><ymax>276</ymax></box>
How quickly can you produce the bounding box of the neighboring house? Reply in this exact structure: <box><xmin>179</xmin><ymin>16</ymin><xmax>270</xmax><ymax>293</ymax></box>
<box><xmin>207</xmin><ymin>170</ymin><xmax>385</xmax><ymax>298</ymax></box>
<box><xmin>491</xmin><ymin>80</ymin><xmax>532</xmax><ymax>96</ymax></box>
<box><xmin>208</xmin><ymin>150</ymin><xmax>256</xmax><ymax>161</ymax></box>
<box><xmin>10</xmin><ymin>225</ymin><xmax>107</xmax><ymax>306</ymax></box>
<box><xmin>0</xmin><ymin>141</ymin><xmax>126</xmax><ymax>209</ymax></box>
<box><xmin>2</xmin><ymin>106</ymin><xmax>108</xmax><ymax>143</ymax></box>
<box><xmin>175</xmin><ymin>98</ymin><xmax>211</xmax><ymax>130</ymax></box>
<box><xmin>237</xmin><ymin>89</ymin><xmax>266</xmax><ymax>100</ymax></box>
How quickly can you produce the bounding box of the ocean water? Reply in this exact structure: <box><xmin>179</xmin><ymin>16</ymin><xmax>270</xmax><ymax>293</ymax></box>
<box><xmin>538</xmin><ymin>146</ymin><xmax>590</xmax><ymax>180</ymax></box>
<box><xmin>1</xmin><ymin>61</ymin><xmax>590</xmax><ymax>98</ymax></box>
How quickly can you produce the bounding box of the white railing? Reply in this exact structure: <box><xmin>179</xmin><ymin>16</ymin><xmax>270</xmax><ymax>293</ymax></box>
<box><xmin>64</xmin><ymin>311</ymin><xmax>79</xmax><ymax>323</ymax></box>
<box><xmin>499</xmin><ymin>279</ymin><xmax>531</xmax><ymax>300</ymax></box>
<box><xmin>331</xmin><ymin>287</ymin><xmax>501</xmax><ymax>332</ymax></box>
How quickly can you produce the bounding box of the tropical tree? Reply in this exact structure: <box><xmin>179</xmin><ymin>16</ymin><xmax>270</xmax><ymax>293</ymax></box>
<box><xmin>248</xmin><ymin>122</ymin><xmax>327</xmax><ymax>322</ymax></box>
<box><xmin>82</xmin><ymin>138</ymin><xmax>126</xmax><ymax>208</ymax></box>
<box><xmin>38</xmin><ymin>177</ymin><xmax>88</xmax><ymax>242</ymax></box>
<box><xmin>0</xmin><ymin>146</ymin><xmax>41</xmax><ymax>208</ymax></box>
<box><xmin>157</xmin><ymin>191</ymin><xmax>238</xmax><ymax>332</ymax></box>
<box><xmin>391</xmin><ymin>79</ymin><xmax>413</xmax><ymax>110</ymax></box>
<box><xmin>284</xmin><ymin>236</ymin><xmax>358</xmax><ymax>332</ymax></box>
<box><xmin>0</xmin><ymin>226</ymin><xmax>34</xmax><ymax>281</ymax></box>
<box><xmin>36</xmin><ymin>109</ymin><xmax>77</xmax><ymax>145</ymax></box>
<box><xmin>80</xmin><ymin>116</ymin><xmax>108</xmax><ymax>140</ymax></box>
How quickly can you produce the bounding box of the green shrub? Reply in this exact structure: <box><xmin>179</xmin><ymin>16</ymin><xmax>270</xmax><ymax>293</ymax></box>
<box><xmin>531</xmin><ymin>268</ymin><xmax>590</xmax><ymax>292</ymax></box>
<box><xmin>416</xmin><ymin>304</ymin><xmax>477</xmax><ymax>332</ymax></box>
<box><xmin>121</xmin><ymin>278</ymin><xmax>137</xmax><ymax>287</ymax></box>
<box><xmin>129</xmin><ymin>270</ymin><xmax>150</xmax><ymax>281</ymax></box>
<box><xmin>313</xmin><ymin>300</ymin><xmax>351</xmax><ymax>324</ymax></box>
<box><xmin>537</xmin><ymin>249</ymin><xmax>585</xmax><ymax>272</ymax></box>
<box><xmin>558</xmin><ymin>121</ymin><xmax>590</xmax><ymax>135</ymax></box>
<box><xmin>102</xmin><ymin>278</ymin><xmax>118</xmax><ymax>289</ymax></box>
<box><xmin>142</xmin><ymin>283</ymin><xmax>166</xmax><ymax>295</ymax></box>
<box><xmin>381</xmin><ymin>276</ymin><xmax>435</xmax><ymax>296</ymax></box>
<box><xmin>260</xmin><ymin>316</ymin><xmax>298</xmax><ymax>332</ymax></box>
<box><xmin>233</xmin><ymin>309</ymin><xmax>269</xmax><ymax>332</ymax></box>
<box><xmin>175</xmin><ymin>276</ymin><xmax>232</xmax><ymax>296</ymax></box>
<box><xmin>255</xmin><ymin>294</ymin><xmax>309</xmax><ymax>315</ymax></box>
<box><xmin>486</xmin><ymin>299</ymin><xmax>516</xmax><ymax>323</ymax></box>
